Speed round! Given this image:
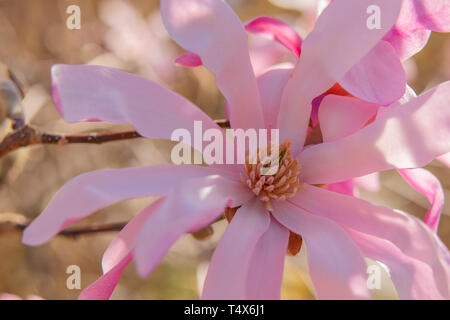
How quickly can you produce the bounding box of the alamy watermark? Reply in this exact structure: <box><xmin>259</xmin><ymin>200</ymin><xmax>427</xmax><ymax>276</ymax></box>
<box><xmin>366</xmin><ymin>264</ymin><xmax>382</xmax><ymax>290</ymax></box>
<box><xmin>66</xmin><ymin>5</ymin><xmax>81</xmax><ymax>30</ymax></box>
<box><xmin>366</xmin><ymin>5</ymin><xmax>381</xmax><ymax>30</ymax></box>
<box><xmin>170</xmin><ymin>121</ymin><xmax>281</xmax><ymax>175</ymax></box>
<box><xmin>66</xmin><ymin>265</ymin><xmax>81</xmax><ymax>290</ymax></box>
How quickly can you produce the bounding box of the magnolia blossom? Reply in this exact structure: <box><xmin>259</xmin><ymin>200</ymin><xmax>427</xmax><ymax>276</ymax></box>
<box><xmin>22</xmin><ymin>0</ymin><xmax>450</xmax><ymax>300</ymax></box>
<box><xmin>176</xmin><ymin>17</ymin><xmax>446</xmax><ymax>233</ymax></box>
<box><xmin>228</xmin><ymin>1</ymin><xmax>450</xmax><ymax>230</ymax></box>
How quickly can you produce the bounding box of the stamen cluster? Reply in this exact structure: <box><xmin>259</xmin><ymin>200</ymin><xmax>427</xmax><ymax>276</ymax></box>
<box><xmin>241</xmin><ymin>140</ymin><xmax>304</xmax><ymax>210</ymax></box>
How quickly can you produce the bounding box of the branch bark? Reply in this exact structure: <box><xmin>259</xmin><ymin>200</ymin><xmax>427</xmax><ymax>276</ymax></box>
<box><xmin>0</xmin><ymin>119</ymin><xmax>230</xmax><ymax>159</ymax></box>
<box><xmin>0</xmin><ymin>213</ymin><xmax>127</xmax><ymax>238</ymax></box>
<box><xmin>0</xmin><ymin>212</ymin><xmax>223</xmax><ymax>240</ymax></box>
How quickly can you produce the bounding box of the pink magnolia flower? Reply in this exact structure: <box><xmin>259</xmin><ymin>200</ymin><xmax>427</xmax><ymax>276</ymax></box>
<box><xmin>175</xmin><ymin>7</ymin><xmax>447</xmax><ymax>231</ymax></box>
<box><xmin>204</xmin><ymin>3</ymin><xmax>450</xmax><ymax>232</ymax></box>
<box><xmin>22</xmin><ymin>0</ymin><xmax>450</xmax><ymax>300</ymax></box>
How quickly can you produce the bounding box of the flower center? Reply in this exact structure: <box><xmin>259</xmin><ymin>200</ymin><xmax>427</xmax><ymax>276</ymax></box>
<box><xmin>241</xmin><ymin>140</ymin><xmax>304</xmax><ymax>211</ymax></box>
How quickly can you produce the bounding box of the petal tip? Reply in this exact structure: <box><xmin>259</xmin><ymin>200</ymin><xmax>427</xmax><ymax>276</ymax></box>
<box><xmin>22</xmin><ymin>227</ymin><xmax>45</xmax><ymax>246</ymax></box>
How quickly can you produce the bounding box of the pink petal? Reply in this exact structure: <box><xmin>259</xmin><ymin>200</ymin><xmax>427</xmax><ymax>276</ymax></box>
<box><xmin>248</xmin><ymin>40</ymin><xmax>294</xmax><ymax>77</ymax></box>
<box><xmin>22</xmin><ymin>165</ymin><xmax>220</xmax><ymax>246</ymax></box>
<box><xmin>384</xmin><ymin>0</ymin><xmax>450</xmax><ymax>60</ymax></box>
<box><xmin>78</xmin><ymin>253</ymin><xmax>132</xmax><ymax>300</ymax></box>
<box><xmin>257</xmin><ymin>66</ymin><xmax>293</xmax><ymax>129</ymax></box>
<box><xmin>272</xmin><ymin>201</ymin><xmax>371</xmax><ymax>300</ymax></box>
<box><xmin>175</xmin><ymin>52</ymin><xmax>203</xmax><ymax>67</ymax></box>
<box><xmin>291</xmin><ymin>185</ymin><xmax>450</xmax><ymax>298</ymax></box>
<box><xmin>160</xmin><ymin>0</ymin><xmax>264</xmax><ymax>130</ymax></box>
<box><xmin>0</xmin><ymin>293</ymin><xmax>43</xmax><ymax>300</ymax></box>
<box><xmin>135</xmin><ymin>175</ymin><xmax>254</xmax><ymax>278</ymax></box>
<box><xmin>245</xmin><ymin>16</ymin><xmax>302</xmax><ymax>58</ymax></box>
<box><xmin>437</xmin><ymin>153</ymin><xmax>450</xmax><ymax>167</ymax></box>
<box><xmin>318</xmin><ymin>94</ymin><xmax>379</xmax><ymax>142</ymax></box>
<box><xmin>25</xmin><ymin>295</ymin><xmax>44</xmax><ymax>300</ymax></box>
<box><xmin>353</xmin><ymin>173</ymin><xmax>381</xmax><ymax>192</ymax></box>
<box><xmin>311</xmin><ymin>82</ymin><xmax>355</xmax><ymax>127</ymax></box>
<box><xmin>325</xmin><ymin>180</ymin><xmax>355</xmax><ymax>197</ymax></box>
<box><xmin>339</xmin><ymin>41</ymin><xmax>406</xmax><ymax>106</ymax></box>
<box><xmin>52</xmin><ymin>64</ymin><xmax>220</xmax><ymax>148</ymax></box>
<box><xmin>278</xmin><ymin>0</ymin><xmax>401</xmax><ymax>153</ymax></box>
<box><xmin>348</xmin><ymin>228</ymin><xmax>445</xmax><ymax>299</ymax></box>
<box><xmin>298</xmin><ymin>81</ymin><xmax>450</xmax><ymax>184</ymax></box>
<box><xmin>174</xmin><ymin>16</ymin><xmax>301</xmax><ymax>72</ymax></box>
<box><xmin>398</xmin><ymin>168</ymin><xmax>444</xmax><ymax>233</ymax></box>
<box><xmin>102</xmin><ymin>199</ymin><xmax>164</xmax><ymax>274</ymax></box>
<box><xmin>0</xmin><ymin>293</ymin><xmax>22</xmax><ymax>300</ymax></box>
<box><xmin>79</xmin><ymin>199</ymin><xmax>165</xmax><ymax>300</ymax></box>
<box><xmin>246</xmin><ymin>216</ymin><xmax>289</xmax><ymax>300</ymax></box>
<box><xmin>201</xmin><ymin>199</ymin><xmax>270</xmax><ymax>299</ymax></box>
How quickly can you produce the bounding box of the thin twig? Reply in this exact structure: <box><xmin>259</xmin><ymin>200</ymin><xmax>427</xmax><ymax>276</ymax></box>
<box><xmin>0</xmin><ymin>213</ymin><xmax>127</xmax><ymax>238</ymax></box>
<box><xmin>0</xmin><ymin>119</ymin><xmax>230</xmax><ymax>159</ymax></box>
<box><xmin>0</xmin><ymin>212</ymin><xmax>224</xmax><ymax>240</ymax></box>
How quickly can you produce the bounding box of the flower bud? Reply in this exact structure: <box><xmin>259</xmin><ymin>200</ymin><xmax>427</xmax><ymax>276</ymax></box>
<box><xmin>0</xmin><ymin>79</ymin><xmax>24</xmax><ymax>128</ymax></box>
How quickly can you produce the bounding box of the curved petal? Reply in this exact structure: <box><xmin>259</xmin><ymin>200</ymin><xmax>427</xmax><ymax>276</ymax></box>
<box><xmin>78</xmin><ymin>253</ymin><xmax>132</xmax><ymax>300</ymax></box>
<box><xmin>257</xmin><ymin>66</ymin><xmax>293</xmax><ymax>129</ymax></box>
<box><xmin>52</xmin><ymin>65</ymin><xmax>221</xmax><ymax>146</ymax></box>
<box><xmin>79</xmin><ymin>200</ymin><xmax>165</xmax><ymax>300</ymax></box>
<box><xmin>246</xmin><ymin>216</ymin><xmax>289</xmax><ymax>300</ymax></box>
<box><xmin>384</xmin><ymin>0</ymin><xmax>450</xmax><ymax>60</ymax></box>
<box><xmin>437</xmin><ymin>153</ymin><xmax>450</xmax><ymax>168</ymax></box>
<box><xmin>175</xmin><ymin>52</ymin><xmax>203</xmax><ymax>67</ymax></box>
<box><xmin>245</xmin><ymin>16</ymin><xmax>302</xmax><ymax>58</ymax></box>
<box><xmin>298</xmin><ymin>81</ymin><xmax>450</xmax><ymax>184</ymax></box>
<box><xmin>318</xmin><ymin>94</ymin><xmax>379</xmax><ymax>142</ymax></box>
<box><xmin>339</xmin><ymin>41</ymin><xmax>406</xmax><ymax>106</ymax></box>
<box><xmin>325</xmin><ymin>180</ymin><xmax>355</xmax><ymax>197</ymax></box>
<box><xmin>353</xmin><ymin>173</ymin><xmax>381</xmax><ymax>192</ymax></box>
<box><xmin>201</xmin><ymin>199</ymin><xmax>270</xmax><ymax>299</ymax></box>
<box><xmin>175</xmin><ymin>16</ymin><xmax>302</xmax><ymax>71</ymax></box>
<box><xmin>291</xmin><ymin>185</ymin><xmax>450</xmax><ymax>298</ymax></box>
<box><xmin>22</xmin><ymin>165</ymin><xmax>220</xmax><ymax>246</ymax></box>
<box><xmin>278</xmin><ymin>0</ymin><xmax>401</xmax><ymax>153</ymax></box>
<box><xmin>160</xmin><ymin>0</ymin><xmax>264</xmax><ymax>130</ymax></box>
<box><xmin>272</xmin><ymin>201</ymin><xmax>371</xmax><ymax>300</ymax></box>
<box><xmin>312</xmin><ymin>81</ymin><xmax>356</xmax><ymax>127</ymax></box>
<box><xmin>177</xmin><ymin>56</ymin><xmax>294</xmax><ymax>130</ymax></box>
<box><xmin>0</xmin><ymin>294</ymin><xmax>22</xmax><ymax>300</ymax></box>
<box><xmin>135</xmin><ymin>175</ymin><xmax>254</xmax><ymax>278</ymax></box>
<box><xmin>248</xmin><ymin>40</ymin><xmax>294</xmax><ymax>77</ymax></box>
<box><xmin>102</xmin><ymin>199</ymin><xmax>164</xmax><ymax>273</ymax></box>
<box><xmin>347</xmin><ymin>228</ymin><xmax>444</xmax><ymax>299</ymax></box>
<box><xmin>398</xmin><ymin>168</ymin><xmax>444</xmax><ymax>233</ymax></box>
<box><xmin>52</xmin><ymin>65</ymin><xmax>243</xmax><ymax>175</ymax></box>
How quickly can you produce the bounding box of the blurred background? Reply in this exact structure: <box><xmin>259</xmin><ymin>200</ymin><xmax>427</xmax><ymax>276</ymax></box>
<box><xmin>0</xmin><ymin>0</ymin><xmax>449</xmax><ymax>299</ymax></box>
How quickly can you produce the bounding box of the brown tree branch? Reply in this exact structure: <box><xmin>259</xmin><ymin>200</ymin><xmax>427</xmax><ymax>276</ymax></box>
<box><xmin>0</xmin><ymin>119</ymin><xmax>230</xmax><ymax>159</ymax></box>
<box><xmin>0</xmin><ymin>212</ymin><xmax>223</xmax><ymax>240</ymax></box>
<box><xmin>0</xmin><ymin>213</ymin><xmax>128</xmax><ymax>238</ymax></box>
